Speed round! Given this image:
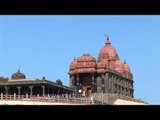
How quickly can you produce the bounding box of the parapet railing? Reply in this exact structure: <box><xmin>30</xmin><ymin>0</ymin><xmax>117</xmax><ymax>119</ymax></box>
<box><xmin>0</xmin><ymin>93</ymin><xmax>92</xmax><ymax>105</ymax></box>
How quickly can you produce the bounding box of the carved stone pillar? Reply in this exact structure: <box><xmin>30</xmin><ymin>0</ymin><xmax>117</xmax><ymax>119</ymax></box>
<box><xmin>111</xmin><ymin>75</ymin><xmax>114</xmax><ymax>93</ymax></box>
<box><xmin>76</xmin><ymin>74</ymin><xmax>79</xmax><ymax>86</ymax></box>
<box><xmin>69</xmin><ymin>76</ymin><xmax>72</xmax><ymax>88</ymax></box>
<box><xmin>41</xmin><ymin>86</ymin><xmax>45</xmax><ymax>96</ymax></box>
<box><xmin>29</xmin><ymin>86</ymin><xmax>34</xmax><ymax>96</ymax></box>
<box><xmin>108</xmin><ymin>77</ymin><xmax>111</xmax><ymax>93</ymax></box>
<box><xmin>96</xmin><ymin>76</ymin><xmax>102</xmax><ymax>93</ymax></box>
<box><xmin>79</xmin><ymin>83</ymin><xmax>82</xmax><ymax>90</ymax></box>
<box><xmin>128</xmin><ymin>89</ymin><xmax>130</xmax><ymax>97</ymax></box>
<box><xmin>102</xmin><ymin>74</ymin><xmax>105</xmax><ymax>93</ymax></box>
<box><xmin>126</xmin><ymin>89</ymin><xmax>128</xmax><ymax>96</ymax></box>
<box><xmin>5</xmin><ymin>86</ymin><xmax>9</xmax><ymax>95</ymax></box>
<box><xmin>94</xmin><ymin>76</ymin><xmax>97</xmax><ymax>92</ymax></box>
<box><xmin>131</xmin><ymin>90</ymin><xmax>134</xmax><ymax>98</ymax></box>
<box><xmin>91</xmin><ymin>74</ymin><xmax>95</xmax><ymax>93</ymax></box>
<box><xmin>17</xmin><ymin>86</ymin><xmax>21</xmax><ymax>95</ymax></box>
<box><xmin>105</xmin><ymin>73</ymin><xmax>109</xmax><ymax>93</ymax></box>
<box><xmin>75</xmin><ymin>74</ymin><xmax>79</xmax><ymax>95</ymax></box>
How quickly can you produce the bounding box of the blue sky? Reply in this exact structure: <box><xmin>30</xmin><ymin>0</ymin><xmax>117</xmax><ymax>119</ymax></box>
<box><xmin>0</xmin><ymin>15</ymin><xmax>160</xmax><ymax>104</ymax></box>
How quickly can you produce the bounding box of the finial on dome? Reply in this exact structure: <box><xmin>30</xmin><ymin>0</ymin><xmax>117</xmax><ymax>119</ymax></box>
<box><xmin>124</xmin><ymin>59</ymin><xmax>127</xmax><ymax>64</ymax></box>
<box><xmin>105</xmin><ymin>34</ymin><xmax>111</xmax><ymax>45</ymax></box>
<box><xmin>18</xmin><ymin>66</ymin><xmax>21</xmax><ymax>72</ymax></box>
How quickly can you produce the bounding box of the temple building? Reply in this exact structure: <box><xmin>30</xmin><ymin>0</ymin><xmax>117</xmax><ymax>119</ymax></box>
<box><xmin>69</xmin><ymin>35</ymin><xmax>134</xmax><ymax>98</ymax></box>
<box><xmin>0</xmin><ymin>70</ymin><xmax>74</xmax><ymax>96</ymax></box>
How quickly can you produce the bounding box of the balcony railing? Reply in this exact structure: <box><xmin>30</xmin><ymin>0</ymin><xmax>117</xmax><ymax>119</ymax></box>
<box><xmin>0</xmin><ymin>93</ymin><xmax>92</xmax><ymax>105</ymax></box>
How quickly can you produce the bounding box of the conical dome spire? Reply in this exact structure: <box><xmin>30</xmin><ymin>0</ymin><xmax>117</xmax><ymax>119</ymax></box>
<box><xmin>98</xmin><ymin>34</ymin><xmax>119</xmax><ymax>61</ymax></box>
<box><xmin>105</xmin><ymin>34</ymin><xmax>111</xmax><ymax>45</ymax></box>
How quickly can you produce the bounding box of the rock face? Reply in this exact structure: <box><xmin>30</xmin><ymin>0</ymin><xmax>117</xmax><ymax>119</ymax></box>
<box><xmin>92</xmin><ymin>93</ymin><xmax>148</xmax><ymax>105</ymax></box>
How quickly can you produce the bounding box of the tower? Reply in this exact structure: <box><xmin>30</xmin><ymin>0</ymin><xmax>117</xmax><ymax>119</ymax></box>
<box><xmin>69</xmin><ymin>54</ymin><xmax>97</xmax><ymax>95</ymax></box>
<box><xmin>69</xmin><ymin>35</ymin><xmax>134</xmax><ymax>98</ymax></box>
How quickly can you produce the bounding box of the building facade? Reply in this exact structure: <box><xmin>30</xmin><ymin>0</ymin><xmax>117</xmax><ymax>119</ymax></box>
<box><xmin>69</xmin><ymin>35</ymin><xmax>134</xmax><ymax>98</ymax></box>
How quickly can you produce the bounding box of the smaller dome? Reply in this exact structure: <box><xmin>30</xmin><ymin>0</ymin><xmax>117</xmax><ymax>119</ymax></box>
<box><xmin>70</xmin><ymin>58</ymin><xmax>77</xmax><ymax>70</ymax></box>
<box><xmin>77</xmin><ymin>54</ymin><xmax>96</xmax><ymax>62</ymax></box>
<box><xmin>123</xmin><ymin>60</ymin><xmax>131</xmax><ymax>73</ymax></box>
<box><xmin>11</xmin><ymin>70</ymin><xmax>26</xmax><ymax>80</ymax></box>
<box><xmin>69</xmin><ymin>58</ymin><xmax>78</xmax><ymax>75</ymax></box>
<box><xmin>123</xmin><ymin>60</ymin><xmax>133</xmax><ymax>80</ymax></box>
<box><xmin>76</xmin><ymin>54</ymin><xmax>97</xmax><ymax>74</ymax></box>
<box><xmin>115</xmin><ymin>59</ymin><xmax>124</xmax><ymax>74</ymax></box>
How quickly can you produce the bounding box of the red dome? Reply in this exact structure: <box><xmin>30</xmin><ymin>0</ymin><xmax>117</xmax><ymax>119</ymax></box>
<box><xmin>123</xmin><ymin>60</ymin><xmax>131</xmax><ymax>73</ymax></box>
<box><xmin>70</xmin><ymin>54</ymin><xmax>97</xmax><ymax>74</ymax></box>
<box><xmin>69</xmin><ymin>58</ymin><xmax>78</xmax><ymax>75</ymax></box>
<box><xmin>77</xmin><ymin>54</ymin><xmax>96</xmax><ymax>62</ymax></box>
<box><xmin>122</xmin><ymin>60</ymin><xmax>133</xmax><ymax>80</ymax></box>
<box><xmin>70</xmin><ymin>58</ymin><xmax>77</xmax><ymax>69</ymax></box>
<box><xmin>98</xmin><ymin>38</ymin><xmax>119</xmax><ymax>61</ymax></box>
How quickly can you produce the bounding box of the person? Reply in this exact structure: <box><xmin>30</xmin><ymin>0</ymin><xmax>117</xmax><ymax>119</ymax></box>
<box><xmin>91</xmin><ymin>95</ymin><xmax>94</xmax><ymax>104</ymax></box>
<box><xmin>88</xmin><ymin>90</ymin><xmax>91</xmax><ymax>96</ymax></box>
<box><xmin>82</xmin><ymin>90</ymin><xmax>86</xmax><ymax>97</ymax></box>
